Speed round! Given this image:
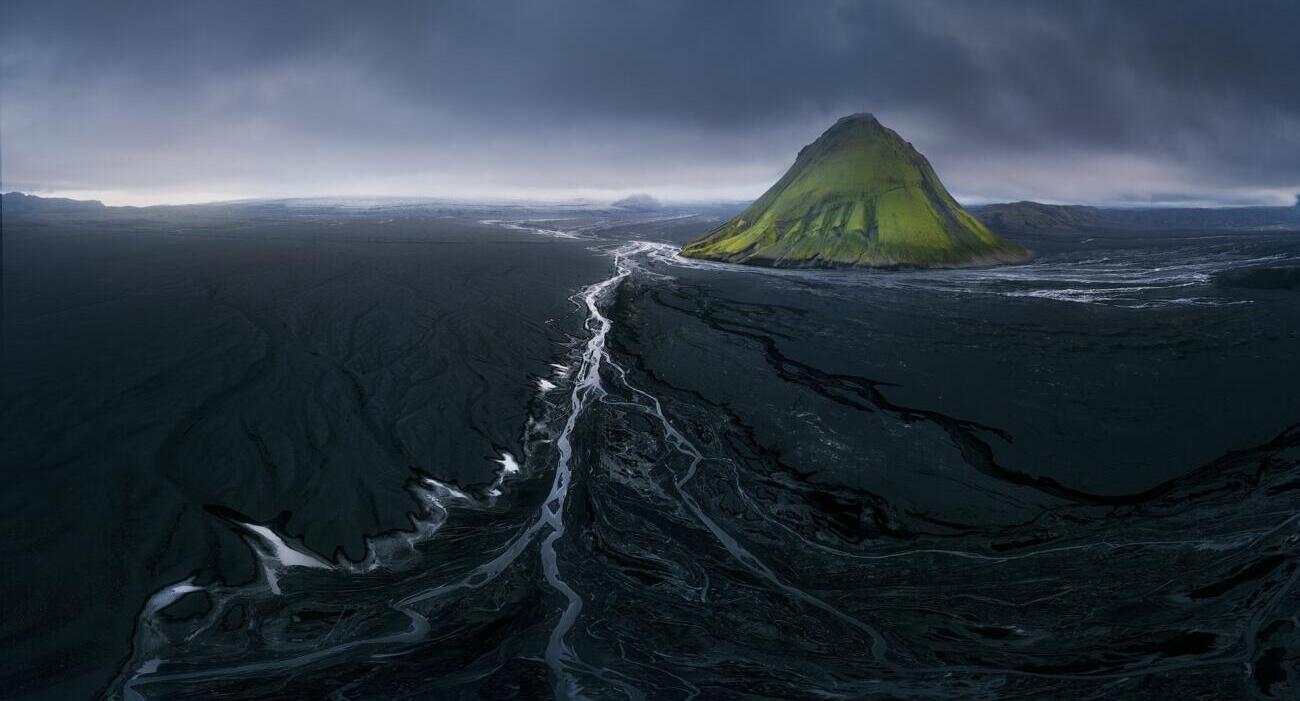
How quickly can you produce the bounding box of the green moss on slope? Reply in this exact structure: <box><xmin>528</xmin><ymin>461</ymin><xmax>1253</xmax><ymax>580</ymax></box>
<box><xmin>682</xmin><ymin>114</ymin><xmax>1029</xmax><ymax>269</ymax></box>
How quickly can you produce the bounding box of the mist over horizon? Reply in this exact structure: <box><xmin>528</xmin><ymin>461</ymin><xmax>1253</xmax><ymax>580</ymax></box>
<box><xmin>4</xmin><ymin>0</ymin><xmax>1300</xmax><ymax>207</ymax></box>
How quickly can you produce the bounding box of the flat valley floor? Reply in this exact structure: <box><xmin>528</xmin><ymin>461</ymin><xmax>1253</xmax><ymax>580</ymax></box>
<box><xmin>4</xmin><ymin>203</ymin><xmax>1300</xmax><ymax>699</ymax></box>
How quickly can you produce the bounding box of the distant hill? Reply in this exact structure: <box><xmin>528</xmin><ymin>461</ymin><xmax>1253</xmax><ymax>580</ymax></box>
<box><xmin>974</xmin><ymin>198</ymin><xmax>1300</xmax><ymax>234</ymax></box>
<box><xmin>611</xmin><ymin>193</ymin><xmax>662</xmax><ymax>212</ymax></box>
<box><xmin>2</xmin><ymin>191</ymin><xmax>107</xmax><ymax>216</ymax></box>
<box><xmin>681</xmin><ymin>114</ymin><xmax>1029</xmax><ymax>269</ymax></box>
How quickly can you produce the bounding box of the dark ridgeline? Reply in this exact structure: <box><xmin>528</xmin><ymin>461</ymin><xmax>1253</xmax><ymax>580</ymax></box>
<box><xmin>974</xmin><ymin>195</ymin><xmax>1300</xmax><ymax>234</ymax></box>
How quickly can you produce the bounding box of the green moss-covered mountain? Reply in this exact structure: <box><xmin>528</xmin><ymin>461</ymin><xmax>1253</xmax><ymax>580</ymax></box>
<box><xmin>682</xmin><ymin>114</ymin><xmax>1029</xmax><ymax>268</ymax></box>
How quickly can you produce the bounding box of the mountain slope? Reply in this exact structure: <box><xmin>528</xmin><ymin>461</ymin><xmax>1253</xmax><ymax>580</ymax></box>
<box><xmin>681</xmin><ymin>114</ymin><xmax>1029</xmax><ymax>268</ymax></box>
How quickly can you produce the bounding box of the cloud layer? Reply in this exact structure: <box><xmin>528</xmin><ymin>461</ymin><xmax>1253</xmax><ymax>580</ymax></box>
<box><xmin>3</xmin><ymin>0</ymin><xmax>1299</xmax><ymax>205</ymax></box>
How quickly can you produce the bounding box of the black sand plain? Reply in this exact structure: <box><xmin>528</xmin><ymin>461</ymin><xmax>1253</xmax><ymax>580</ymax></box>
<box><xmin>4</xmin><ymin>200</ymin><xmax>1300</xmax><ymax>699</ymax></box>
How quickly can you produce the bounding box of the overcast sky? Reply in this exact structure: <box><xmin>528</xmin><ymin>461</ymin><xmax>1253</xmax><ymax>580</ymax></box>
<box><xmin>3</xmin><ymin>0</ymin><xmax>1299</xmax><ymax>206</ymax></box>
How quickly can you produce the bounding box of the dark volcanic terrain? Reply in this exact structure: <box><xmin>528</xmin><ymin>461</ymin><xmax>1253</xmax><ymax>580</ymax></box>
<box><xmin>4</xmin><ymin>196</ymin><xmax>1300</xmax><ymax>700</ymax></box>
<box><xmin>2</xmin><ymin>200</ymin><xmax>620</xmax><ymax>698</ymax></box>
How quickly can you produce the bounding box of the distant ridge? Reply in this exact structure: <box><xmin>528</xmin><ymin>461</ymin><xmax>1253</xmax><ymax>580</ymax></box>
<box><xmin>974</xmin><ymin>197</ymin><xmax>1300</xmax><ymax>233</ymax></box>
<box><xmin>682</xmin><ymin>114</ymin><xmax>1029</xmax><ymax>269</ymax></box>
<box><xmin>2</xmin><ymin>191</ymin><xmax>106</xmax><ymax>215</ymax></box>
<box><xmin>611</xmin><ymin>193</ymin><xmax>662</xmax><ymax>212</ymax></box>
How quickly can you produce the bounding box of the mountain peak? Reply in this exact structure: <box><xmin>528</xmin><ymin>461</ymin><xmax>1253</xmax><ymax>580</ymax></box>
<box><xmin>815</xmin><ymin>112</ymin><xmax>887</xmax><ymax>142</ymax></box>
<box><xmin>681</xmin><ymin>115</ymin><xmax>1029</xmax><ymax>269</ymax></box>
<box><xmin>833</xmin><ymin>112</ymin><xmax>880</xmax><ymax>127</ymax></box>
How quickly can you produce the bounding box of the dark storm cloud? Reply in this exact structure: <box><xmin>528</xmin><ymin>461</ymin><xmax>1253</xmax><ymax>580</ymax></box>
<box><xmin>3</xmin><ymin>0</ymin><xmax>1299</xmax><ymax>205</ymax></box>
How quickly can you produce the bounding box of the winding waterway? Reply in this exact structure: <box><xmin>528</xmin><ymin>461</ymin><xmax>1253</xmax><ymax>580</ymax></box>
<box><xmin>86</xmin><ymin>217</ymin><xmax>1300</xmax><ymax>700</ymax></box>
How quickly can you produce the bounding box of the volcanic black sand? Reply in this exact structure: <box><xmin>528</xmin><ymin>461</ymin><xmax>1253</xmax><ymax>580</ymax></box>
<box><xmin>1</xmin><ymin>204</ymin><xmax>618</xmax><ymax>699</ymax></box>
<box><xmin>4</xmin><ymin>202</ymin><xmax>1300</xmax><ymax>699</ymax></box>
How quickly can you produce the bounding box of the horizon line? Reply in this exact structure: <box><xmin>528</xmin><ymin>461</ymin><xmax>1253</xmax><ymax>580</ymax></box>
<box><xmin>5</xmin><ymin>189</ymin><xmax>1299</xmax><ymax>212</ymax></box>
